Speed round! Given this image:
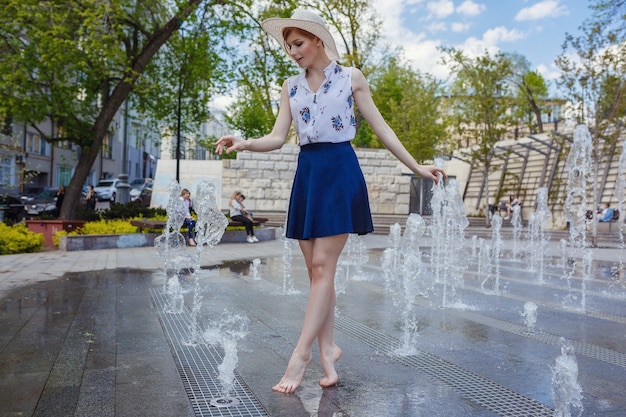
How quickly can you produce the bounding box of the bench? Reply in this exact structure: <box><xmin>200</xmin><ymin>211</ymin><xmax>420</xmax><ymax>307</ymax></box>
<box><xmin>130</xmin><ymin>217</ymin><xmax>268</xmax><ymax>233</ymax></box>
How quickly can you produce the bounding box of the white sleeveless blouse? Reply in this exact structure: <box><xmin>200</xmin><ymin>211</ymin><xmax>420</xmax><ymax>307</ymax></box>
<box><xmin>287</xmin><ymin>62</ymin><xmax>356</xmax><ymax>146</ymax></box>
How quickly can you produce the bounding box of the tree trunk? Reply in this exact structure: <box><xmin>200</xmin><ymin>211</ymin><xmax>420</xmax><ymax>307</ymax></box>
<box><xmin>59</xmin><ymin>0</ymin><xmax>207</xmax><ymax>220</ymax></box>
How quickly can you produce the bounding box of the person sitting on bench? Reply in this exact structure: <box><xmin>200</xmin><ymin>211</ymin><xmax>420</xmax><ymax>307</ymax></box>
<box><xmin>597</xmin><ymin>202</ymin><xmax>615</xmax><ymax>222</ymax></box>
<box><xmin>229</xmin><ymin>191</ymin><xmax>258</xmax><ymax>243</ymax></box>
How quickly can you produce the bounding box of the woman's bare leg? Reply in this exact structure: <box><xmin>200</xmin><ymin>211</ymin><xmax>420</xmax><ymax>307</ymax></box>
<box><xmin>272</xmin><ymin>234</ymin><xmax>348</xmax><ymax>393</ymax></box>
<box><xmin>300</xmin><ymin>237</ymin><xmax>344</xmax><ymax>388</ymax></box>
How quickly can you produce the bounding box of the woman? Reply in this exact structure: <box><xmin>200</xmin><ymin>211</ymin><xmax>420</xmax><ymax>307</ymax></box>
<box><xmin>229</xmin><ymin>191</ymin><xmax>258</xmax><ymax>243</ymax></box>
<box><xmin>84</xmin><ymin>185</ymin><xmax>97</xmax><ymax>211</ymax></box>
<box><xmin>55</xmin><ymin>185</ymin><xmax>65</xmax><ymax>219</ymax></box>
<box><xmin>180</xmin><ymin>188</ymin><xmax>196</xmax><ymax>246</ymax></box>
<box><xmin>215</xmin><ymin>9</ymin><xmax>446</xmax><ymax>394</ymax></box>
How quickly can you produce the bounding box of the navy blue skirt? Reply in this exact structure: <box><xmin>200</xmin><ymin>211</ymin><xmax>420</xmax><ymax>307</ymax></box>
<box><xmin>286</xmin><ymin>141</ymin><xmax>374</xmax><ymax>239</ymax></box>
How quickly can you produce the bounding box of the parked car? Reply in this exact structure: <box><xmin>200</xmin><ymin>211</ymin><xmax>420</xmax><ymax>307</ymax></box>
<box><xmin>94</xmin><ymin>179</ymin><xmax>120</xmax><ymax>202</ymax></box>
<box><xmin>131</xmin><ymin>187</ymin><xmax>152</xmax><ymax>207</ymax></box>
<box><xmin>0</xmin><ymin>194</ymin><xmax>27</xmax><ymax>223</ymax></box>
<box><xmin>24</xmin><ymin>188</ymin><xmax>59</xmax><ymax>218</ymax></box>
<box><xmin>129</xmin><ymin>178</ymin><xmax>153</xmax><ymax>206</ymax></box>
<box><xmin>19</xmin><ymin>186</ymin><xmax>46</xmax><ymax>203</ymax></box>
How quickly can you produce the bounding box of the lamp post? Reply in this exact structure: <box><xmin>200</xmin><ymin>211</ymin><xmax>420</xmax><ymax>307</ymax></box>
<box><xmin>116</xmin><ymin>98</ymin><xmax>131</xmax><ymax>203</ymax></box>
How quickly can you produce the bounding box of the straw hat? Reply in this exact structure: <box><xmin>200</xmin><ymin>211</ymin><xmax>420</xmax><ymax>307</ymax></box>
<box><xmin>261</xmin><ymin>10</ymin><xmax>340</xmax><ymax>61</ymax></box>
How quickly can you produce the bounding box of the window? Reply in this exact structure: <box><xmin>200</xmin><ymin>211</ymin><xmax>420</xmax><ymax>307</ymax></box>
<box><xmin>57</xmin><ymin>165</ymin><xmax>72</xmax><ymax>187</ymax></box>
<box><xmin>26</xmin><ymin>133</ymin><xmax>49</xmax><ymax>156</ymax></box>
<box><xmin>0</xmin><ymin>157</ymin><xmax>14</xmax><ymax>186</ymax></box>
<box><xmin>102</xmin><ymin>134</ymin><xmax>113</xmax><ymax>159</ymax></box>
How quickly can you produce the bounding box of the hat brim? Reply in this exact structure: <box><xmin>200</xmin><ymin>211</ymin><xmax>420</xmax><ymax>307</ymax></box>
<box><xmin>261</xmin><ymin>17</ymin><xmax>340</xmax><ymax>62</ymax></box>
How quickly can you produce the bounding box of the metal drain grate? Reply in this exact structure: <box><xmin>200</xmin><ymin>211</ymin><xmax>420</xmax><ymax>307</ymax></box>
<box><xmin>461</xmin><ymin>310</ymin><xmax>626</xmax><ymax>368</ymax></box>
<box><xmin>151</xmin><ymin>289</ymin><xmax>269</xmax><ymax>417</ymax></box>
<box><xmin>288</xmin><ymin>296</ymin><xmax>555</xmax><ymax>417</ymax></box>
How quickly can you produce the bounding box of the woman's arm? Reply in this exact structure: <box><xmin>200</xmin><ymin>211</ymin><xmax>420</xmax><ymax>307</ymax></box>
<box><xmin>215</xmin><ymin>80</ymin><xmax>293</xmax><ymax>155</ymax></box>
<box><xmin>351</xmin><ymin>68</ymin><xmax>446</xmax><ymax>183</ymax></box>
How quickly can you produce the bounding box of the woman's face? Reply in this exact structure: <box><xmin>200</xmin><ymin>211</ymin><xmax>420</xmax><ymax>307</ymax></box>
<box><xmin>284</xmin><ymin>29</ymin><xmax>319</xmax><ymax>68</ymax></box>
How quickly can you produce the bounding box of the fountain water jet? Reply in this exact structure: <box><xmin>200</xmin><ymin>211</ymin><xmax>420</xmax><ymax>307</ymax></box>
<box><xmin>527</xmin><ymin>187</ymin><xmax>552</xmax><ymax>282</ymax></box>
<box><xmin>430</xmin><ymin>175</ymin><xmax>469</xmax><ymax>307</ymax></box>
<box><xmin>250</xmin><ymin>258</ymin><xmax>261</xmax><ymax>280</ymax></box>
<box><xmin>615</xmin><ymin>139</ymin><xmax>626</xmax><ymax>276</ymax></box>
<box><xmin>203</xmin><ymin>311</ymin><xmax>250</xmax><ymax>407</ymax></box>
<box><xmin>521</xmin><ymin>301</ymin><xmax>538</xmax><ymax>333</ymax></box>
<box><xmin>551</xmin><ymin>337</ymin><xmax>583</xmax><ymax>417</ymax></box>
<box><xmin>562</xmin><ymin>125</ymin><xmax>594</xmax><ymax>311</ymax></box>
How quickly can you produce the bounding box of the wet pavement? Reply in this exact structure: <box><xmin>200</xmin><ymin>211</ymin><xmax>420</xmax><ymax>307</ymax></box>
<box><xmin>1</xmin><ymin>231</ymin><xmax>625</xmax><ymax>416</ymax></box>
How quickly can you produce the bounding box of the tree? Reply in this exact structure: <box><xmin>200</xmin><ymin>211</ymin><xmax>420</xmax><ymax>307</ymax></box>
<box><xmin>134</xmin><ymin>14</ymin><xmax>227</xmax><ymax>179</ymax></box>
<box><xmin>504</xmin><ymin>52</ymin><xmax>549</xmax><ymax>133</ymax></box>
<box><xmin>219</xmin><ymin>1</ymin><xmax>300</xmax><ymax>139</ymax></box>
<box><xmin>555</xmin><ymin>0</ymin><xmax>625</xmax><ymax>244</ymax></box>
<box><xmin>358</xmin><ymin>55</ymin><xmax>448</xmax><ymax>162</ymax></box>
<box><xmin>0</xmin><ymin>0</ymin><xmax>224</xmax><ymax>220</ymax></box>
<box><xmin>440</xmin><ymin>47</ymin><xmax>515</xmax><ymax>225</ymax></box>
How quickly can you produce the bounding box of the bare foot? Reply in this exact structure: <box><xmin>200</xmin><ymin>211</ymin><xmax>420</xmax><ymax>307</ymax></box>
<box><xmin>319</xmin><ymin>345</ymin><xmax>342</xmax><ymax>388</ymax></box>
<box><xmin>272</xmin><ymin>352</ymin><xmax>312</xmax><ymax>393</ymax></box>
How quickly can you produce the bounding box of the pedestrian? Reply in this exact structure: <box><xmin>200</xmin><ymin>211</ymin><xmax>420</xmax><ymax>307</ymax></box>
<box><xmin>215</xmin><ymin>9</ymin><xmax>446</xmax><ymax>394</ymax></box>
<box><xmin>180</xmin><ymin>188</ymin><xmax>196</xmax><ymax>246</ymax></box>
<box><xmin>229</xmin><ymin>191</ymin><xmax>258</xmax><ymax>243</ymax></box>
<box><xmin>84</xmin><ymin>185</ymin><xmax>97</xmax><ymax>211</ymax></box>
<box><xmin>55</xmin><ymin>185</ymin><xmax>65</xmax><ymax>219</ymax></box>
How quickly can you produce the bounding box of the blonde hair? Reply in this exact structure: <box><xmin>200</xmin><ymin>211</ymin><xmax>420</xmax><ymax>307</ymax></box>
<box><xmin>229</xmin><ymin>191</ymin><xmax>242</xmax><ymax>207</ymax></box>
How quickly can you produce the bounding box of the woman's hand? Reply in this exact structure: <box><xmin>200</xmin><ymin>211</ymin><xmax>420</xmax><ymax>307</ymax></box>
<box><xmin>415</xmin><ymin>165</ymin><xmax>447</xmax><ymax>184</ymax></box>
<box><xmin>215</xmin><ymin>135</ymin><xmax>248</xmax><ymax>155</ymax></box>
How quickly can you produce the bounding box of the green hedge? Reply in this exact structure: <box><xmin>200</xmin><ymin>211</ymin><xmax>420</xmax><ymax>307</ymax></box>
<box><xmin>0</xmin><ymin>223</ymin><xmax>43</xmax><ymax>255</ymax></box>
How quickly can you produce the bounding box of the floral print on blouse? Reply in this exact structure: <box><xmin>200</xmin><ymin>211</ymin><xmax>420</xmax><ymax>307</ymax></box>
<box><xmin>287</xmin><ymin>61</ymin><xmax>356</xmax><ymax>146</ymax></box>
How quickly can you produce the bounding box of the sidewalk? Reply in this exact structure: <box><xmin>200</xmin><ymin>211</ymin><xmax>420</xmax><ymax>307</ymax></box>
<box><xmin>1</xmin><ymin>232</ymin><xmax>625</xmax><ymax>416</ymax></box>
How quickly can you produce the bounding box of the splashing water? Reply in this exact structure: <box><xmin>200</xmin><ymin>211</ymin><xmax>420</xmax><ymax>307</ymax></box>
<box><xmin>382</xmin><ymin>223</ymin><xmax>403</xmax><ymax>293</ymax></box>
<box><xmin>614</xmin><ymin>139</ymin><xmax>626</xmax><ymax>277</ymax></box>
<box><xmin>396</xmin><ymin>214</ymin><xmax>432</xmax><ymax>355</ymax></box>
<box><xmin>250</xmin><ymin>258</ymin><xmax>261</xmax><ymax>280</ymax></box>
<box><xmin>551</xmin><ymin>338</ymin><xmax>583</xmax><ymax>417</ymax></box>
<box><xmin>281</xmin><ymin>231</ymin><xmax>299</xmax><ymax>295</ymax></box>
<box><xmin>154</xmin><ymin>180</ymin><xmax>228</xmax><ymax>345</ymax></box>
<box><xmin>203</xmin><ymin>311</ymin><xmax>249</xmax><ymax>401</ymax></box>
<box><xmin>339</xmin><ymin>234</ymin><xmax>369</xmax><ymax>281</ymax></box>
<box><xmin>528</xmin><ymin>187</ymin><xmax>552</xmax><ymax>282</ymax></box>
<box><xmin>511</xmin><ymin>204</ymin><xmax>523</xmax><ymax>260</ymax></box>
<box><xmin>430</xmin><ymin>175</ymin><xmax>469</xmax><ymax>307</ymax></box>
<box><xmin>481</xmin><ymin>214</ymin><xmax>503</xmax><ymax>294</ymax></box>
<box><xmin>521</xmin><ymin>301</ymin><xmax>538</xmax><ymax>332</ymax></box>
<box><xmin>562</xmin><ymin>125</ymin><xmax>593</xmax><ymax>311</ymax></box>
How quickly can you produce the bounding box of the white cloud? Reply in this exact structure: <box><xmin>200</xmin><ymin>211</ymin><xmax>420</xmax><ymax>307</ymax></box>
<box><xmin>451</xmin><ymin>22</ymin><xmax>471</xmax><ymax>32</ymax></box>
<box><xmin>428</xmin><ymin>22</ymin><xmax>448</xmax><ymax>32</ymax></box>
<box><xmin>536</xmin><ymin>63</ymin><xmax>561</xmax><ymax>81</ymax></box>
<box><xmin>457</xmin><ymin>36</ymin><xmax>501</xmax><ymax>59</ymax></box>
<box><xmin>515</xmin><ymin>0</ymin><xmax>568</xmax><ymax>21</ymax></box>
<box><xmin>427</xmin><ymin>0</ymin><xmax>455</xmax><ymax>19</ymax></box>
<box><xmin>483</xmin><ymin>27</ymin><xmax>527</xmax><ymax>44</ymax></box>
<box><xmin>403</xmin><ymin>39</ymin><xmax>450</xmax><ymax>79</ymax></box>
<box><xmin>456</xmin><ymin>1</ymin><xmax>486</xmax><ymax>17</ymax></box>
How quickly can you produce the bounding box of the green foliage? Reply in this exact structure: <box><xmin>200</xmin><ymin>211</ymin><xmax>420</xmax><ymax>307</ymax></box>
<box><xmin>0</xmin><ymin>223</ymin><xmax>43</xmax><ymax>255</ymax></box>
<box><xmin>52</xmin><ymin>219</ymin><xmax>140</xmax><ymax>246</ymax></box>
<box><xmin>364</xmin><ymin>55</ymin><xmax>449</xmax><ymax>161</ymax></box>
<box><xmin>80</xmin><ymin>219</ymin><xmax>140</xmax><ymax>235</ymax></box>
<box><xmin>441</xmin><ymin>47</ymin><xmax>515</xmax><ymax>161</ymax></box>
<box><xmin>0</xmin><ymin>0</ymin><xmax>219</xmax><ymax>220</ymax></box>
<box><xmin>99</xmin><ymin>202</ymin><xmax>166</xmax><ymax>220</ymax></box>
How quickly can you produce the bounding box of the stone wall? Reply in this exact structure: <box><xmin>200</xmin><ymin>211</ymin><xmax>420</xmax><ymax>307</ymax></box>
<box><xmin>220</xmin><ymin>144</ymin><xmax>412</xmax><ymax>215</ymax></box>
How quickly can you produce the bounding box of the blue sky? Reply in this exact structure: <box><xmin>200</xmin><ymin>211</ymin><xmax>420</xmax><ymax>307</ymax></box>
<box><xmin>371</xmin><ymin>0</ymin><xmax>591</xmax><ymax>92</ymax></box>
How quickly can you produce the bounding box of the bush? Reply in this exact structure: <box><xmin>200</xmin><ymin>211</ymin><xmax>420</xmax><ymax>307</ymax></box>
<box><xmin>100</xmin><ymin>202</ymin><xmax>166</xmax><ymax>220</ymax></box>
<box><xmin>0</xmin><ymin>223</ymin><xmax>43</xmax><ymax>254</ymax></box>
